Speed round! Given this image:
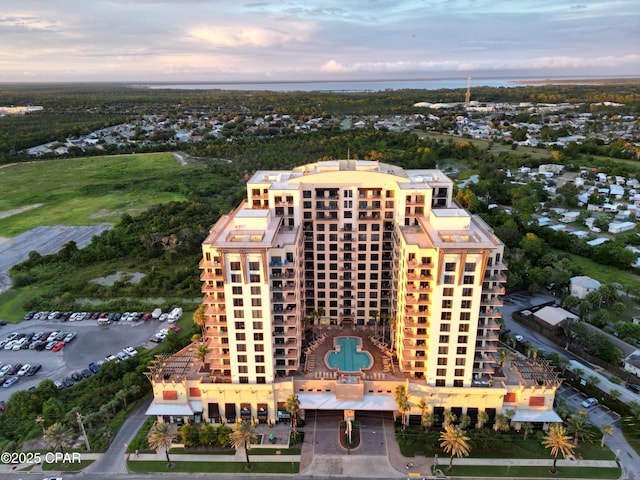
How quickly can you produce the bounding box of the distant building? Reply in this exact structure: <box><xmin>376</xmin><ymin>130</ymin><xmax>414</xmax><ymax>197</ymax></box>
<box><xmin>570</xmin><ymin>276</ymin><xmax>601</xmax><ymax>299</ymax></box>
<box><xmin>608</xmin><ymin>221</ymin><xmax>636</xmax><ymax>234</ymax></box>
<box><xmin>533</xmin><ymin>306</ymin><xmax>578</xmax><ymax>331</ymax></box>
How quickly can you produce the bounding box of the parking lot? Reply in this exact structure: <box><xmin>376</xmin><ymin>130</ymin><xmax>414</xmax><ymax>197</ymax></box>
<box><xmin>0</xmin><ymin>312</ymin><xmax>169</xmax><ymax>402</ymax></box>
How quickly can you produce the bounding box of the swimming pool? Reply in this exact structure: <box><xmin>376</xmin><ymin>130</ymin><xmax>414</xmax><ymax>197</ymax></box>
<box><xmin>325</xmin><ymin>336</ymin><xmax>373</xmax><ymax>372</ymax></box>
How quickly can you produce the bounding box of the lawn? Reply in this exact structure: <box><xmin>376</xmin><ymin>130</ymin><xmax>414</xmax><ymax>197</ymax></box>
<box><xmin>41</xmin><ymin>459</ymin><xmax>95</xmax><ymax>471</ymax></box>
<box><xmin>0</xmin><ymin>287</ymin><xmax>37</xmax><ymax>322</ymax></box>
<box><xmin>0</xmin><ymin>153</ymin><xmax>191</xmax><ymax>237</ymax></box>
<box><xmin>438</xmin><ymin>465</ymin><xmax>621</xmax><ymax>479</ymax></box>
<box><xmin>556</xmin><ymin>249</ymin><xmax>640</xmax><ymax>293</ymax></box>
<box><xmin>126</xmin><ymin>460</ymin><xmax>300</xmax><ymax>474</ymax></box>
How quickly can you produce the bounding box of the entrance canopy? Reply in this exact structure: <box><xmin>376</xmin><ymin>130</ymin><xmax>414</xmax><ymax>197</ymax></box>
<box><xmin>146</xmin><ymin>401</ymin><xmax>193</xmax><ymax>416</ymax></box>
<box><xmin>298</xmin><ymin>393</ymin><xmax>397</xmax><ymax>411</ymax></box>
<box><xmin>511</xmin><ymin>409</ymin><xmax>563</xmax><ymax>423</ymax></box>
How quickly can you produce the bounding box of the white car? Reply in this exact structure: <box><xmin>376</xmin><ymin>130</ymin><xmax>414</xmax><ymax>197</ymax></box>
<box><xmin>123</xmin><ymin>346</ymin><xmax>138</xmax><ymax>356</ymax></box>
<box><xmin>4</xmin><ymin>340</ymin><xmax>17</xmax><ymax>350</ymax></box>
<box><xmin>105</xmin><ymin>354</ymin><xmax>119</xmax><ymax>362</ymax></box>
<box><xmin>0</xmin><ymin>364</ymin><xmax>12</xmax><ymax>376</ymax></box>
<box><xmin>17</xmin><ymin>364</ymin><xmax>31</xmax><ymax>376</ymax></box>
<box><xmin>116</xmin><ymin>351</ymin><xmax>129</xmax><ymax>361</ymax></box>
<box><xmin>514</xmin><ymin>335</ymin><xmax>524</xmax><ymax>342</ymax></box>
<box><xmin>121</xmin><ymin>312</ymin><xmax>131</xmax><ymax>322</ymax></box>
<box><xmin>158</xmin><ymin>313</ymin><xmax>168</xmax><ymax>322</ymax></box>
<box><xmin>581</xmin><ymin>397</ymin><xmax>599</xmax><ymax>409</ymax></box>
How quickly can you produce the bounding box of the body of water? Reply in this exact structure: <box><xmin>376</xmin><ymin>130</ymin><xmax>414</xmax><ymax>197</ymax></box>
<box><xmin>133</xmin><ymin>77</ymin><xmax>529</xmax><ymax>92</ymax></box>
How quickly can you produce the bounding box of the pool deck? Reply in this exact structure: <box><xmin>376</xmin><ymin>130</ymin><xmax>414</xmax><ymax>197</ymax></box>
<box><xmin>298</xmin><ymin>325</ymin><xmax>403</xmax><ymax>381</ymax></box>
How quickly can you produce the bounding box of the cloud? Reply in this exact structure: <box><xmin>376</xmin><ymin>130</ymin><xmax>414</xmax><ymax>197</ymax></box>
<box><xmin>0</xmin><ymin>14</ymin><xmax>57</xmax><ymax>31</ymax></box>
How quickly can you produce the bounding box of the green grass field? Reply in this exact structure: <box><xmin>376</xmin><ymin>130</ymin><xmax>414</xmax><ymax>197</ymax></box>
<box><xmin>126</xmin><ymin>460</ymin><xmax>300</xmax><ymax>474</ymax></box>
<box><xmin>555</xmin><ymin>249</ymin><xmax>640</xmax><ymax>293</ymax></box>
<box><xmin>0</xmin><ymin>153</ymin><xmax>190</xmax><ymax>237</ymax></box>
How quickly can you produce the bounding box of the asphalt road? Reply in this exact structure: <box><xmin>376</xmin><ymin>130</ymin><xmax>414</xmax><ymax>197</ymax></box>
<box><xmin>0</xmin><ymin>224</ymin><xmax>112</xmax><ymax>293</ymax></box>
<box><xmin>506</xmin><ymin>292</ymin><xmax>640</xmax><ymax>479</ymax></box>
<box><xmin>0</xmin><ymin>316</ymin><xmax>166</xmax><ymax>403</ymax></box>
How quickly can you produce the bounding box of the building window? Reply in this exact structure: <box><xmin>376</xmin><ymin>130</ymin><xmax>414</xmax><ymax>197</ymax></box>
<box><xmin>437</xmin><ymin>358</ymin><xmax>447</xmax><ymax>365</ymax></box>
<box><xmin>255</xmin><ymin>344</ymin><xmax>264</xmax><ymax>352</ymax></box>
<box><xmin>249</xmin><ymin>261</ymin><xmax>260</xmax><ymax>270</ymax></box>
<box><xmin>442</xmin><ymin>299</ymin><xmax>452</xmax><ymax>309</ymax></box>
<box><xmin>237</xmin><ymin>344</ymin><xmax>246</xmax><ymax>351</ymax></box>
<box><xmin>443</xmin><ymin>288</ymin><xmax>454</xmax><ymax>297</ymax></box>
<box><xmin>456</xmin><ymin>347</ymin><xmax>467</xmax><ymax>354</ymax></box>
<box><xmin>455</xmin><ymin>358</ymin><xmax>466</xmax><ymax>366</ymax></box>
<box><xmin>457</xmin><ymin>336</ymin><xmax>468</xmax><ymax>344</ymax></box>
<box><xmin>251</xmin><ymin>286</ymin><xmax>261</xmax><ymax>295</ymax></box>
<box><xmin>253</xmin><ymin>321</ymin><xmax>263</xmax><ymax>330</ymax></box>
<box><xmin>440</xmin><ymin>324</ymin><xmax>450</xmax><ymax>332</ymax></box>
<box><xmin>232</xmin><ymin>286</ymin><xmax>243</xmax><ymax>294</ymax></box>
<box><xmin>461</xmin><ymin>300</ymin><xmax>471</xmax><ymax>309</ymax></box>
<box><xmin>439</xmin><ymin>335</ymin><xmax>449</xmax><ymax>343</ymax></box>
<box><xmin>441</xmin><ymin>312</ymin><xmax>452</xmax><ymax>321</ymax></box>
<box><xmin>255</xmin><ymin>355</ymin><xmax>265</xmax><ymax>363</ymax></box>
<box><xmin>231</xmin><ymin>274</ymin><xmax>242</xmax><ymax>283</ymax></box>
<box><xmin>237</xmin><ymin>355</ymin><xmax>247</xmax><ymax>363</ymax></box>
<box><xmin>238</xmin><ymin>366</ymin><xmax>248</xmax><ymax>373</ymax></box>
<box><xmin>453</xmin><ymin>380</ymin><xmax>463</xmax><ymax>387</ymax></box>
<box><xmin>464</xmin><ymin>262</ymin><xmax>476</xmax><ymax>272</ymax></box>
<box><xmin>235</xmin><ymin>321</ymin><xmax>245</xmax><ymax>329</ymax></box>
<box><xmin>455</xmin><ymin>369</ymin><xmax>465</xmax><ymax>376</ymax></box>
<box><xmin>436</xmin><ymin>368</ymin><xmax>447</xmax><ymax>376</ymax></box>
<box><xmin>230</xmin><ymin>262</ymin><xmax>241</xmax><ymax>270</ymax></box>
<box><xmin>239</xmin><ymin>377</ymin><xmax>249</xmax><ymax>384</ymax></box>
<box><xmin>257</xmin><ymin>377</ymin><xmax>266</xmax><ymax>384</ymax></box>
<box><xmin>445</xmin><ymin>262</ymin><xmax>456</xmax><ymax>272</ymax></box>
<box><xmin>233</xmin><ymin>298</ymin><xmax>244</xmax><ymax>307</ymax></box>
<box><xmin>254</xmin><ymin>333</ymin><xmax>264</xmax><ymax>341</ymax></box>
<box><xmin>438</xmin><ymin>346</ymin><xmax>448</xmax><ymax>354</ymax></box>
<box><xmin>459</xmin><ymin>324</ymin><xmax>469</xmax><ymax>332</ymax></box>
<box><xmin>234</xmin><ymin>310</ymin><xmax>244</xmax><ymax>318</ymax></box>
<box><xmin>463</xmin><ymin>275</ymin><xmax>474</xmax><ymax>285</ymax></box>
<box><xmin>252</xmin><ymin>310</ymin><xmax>263</xmax><ymax>319</ymax></box>
<box><xmin>462</xmin><ymin>288</ymin><xmax>473</xmax><ymax>297</ymax></box>
<box><xmin>236</xmin><ymin>333</ymin><xmax>246</xmax><ymax>341</ymax></box>
<box><xmin>256</xmin><ymin>366</ymin><xmax>266</xmax><ymax>374</ymax></box>
<box><xmin>444</xmin><ymin>275</ymin><xmax>455</xmax><ymax>284</ymax></box>
<box><xmin>436</xmin><ymin>379</ymin><xmax>446</xmax><ymax>387</ymax></box>
<box><xmin>250</xmin><ymin>274</ymin><xmax>261</xmax><ymax>282</ymax></box>
<box><xmin>460</xmin><ymin>312</ymin><xmax>471</xmax><ymax>321</ymax></box>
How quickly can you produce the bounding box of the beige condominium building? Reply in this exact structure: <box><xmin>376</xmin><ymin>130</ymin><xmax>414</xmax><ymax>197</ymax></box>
<box><xmin>146</xmin><ymin>160</ymin><xmax>561</xmax><ymax>430</ymax></box>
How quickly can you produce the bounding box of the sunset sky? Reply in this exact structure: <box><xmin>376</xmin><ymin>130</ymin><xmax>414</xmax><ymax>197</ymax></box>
<box><xmin>1</xmin><ymin>0</ymin><xmax>638</xmax><ymax>83</ymax></box>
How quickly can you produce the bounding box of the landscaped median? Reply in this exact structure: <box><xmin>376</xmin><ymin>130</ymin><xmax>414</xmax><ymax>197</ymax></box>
<box><xmin>126</xmin><ymin>452</ymin><xmax>300</xmax><ymax>474</ymax></box>
<box><xmin>429</xmin><ymin>458</ymin><xmax>620</xmax><ymax>478</ymax></box>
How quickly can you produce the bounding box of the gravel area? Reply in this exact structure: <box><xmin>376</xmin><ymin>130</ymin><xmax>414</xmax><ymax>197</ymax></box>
<box><xmin>0</xmin><ymin>224</ymin><xmax>112</xmax><ymax>293</ymax></box>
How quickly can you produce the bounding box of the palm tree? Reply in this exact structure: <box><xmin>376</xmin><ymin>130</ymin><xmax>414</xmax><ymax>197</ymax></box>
<box><xmin>494</xmin><ymin>414</ymin><xmax>510</xmax><ymax>432</ymax></box>
<box><xmin>477</xmin><ymin>411</ymin><xmax>489</xmax><ymax>429</ymax></box>
<box><xmin>417</xmin><ymin>400</ymin><xmax>433</xmax><ymax>431</ymax></box>
<box><xmin>600</xmin><ymin>423</ymin><xmax>614</xmax><ymax>448</ymax></box>
<box><xmin>45</xmin><ymin>423</ymin><xmax>73</xmax><ymax>453</ymax></box>
<box><xmin>443</xmin><ymin>409</ymin><xmax>457</xmax><ymax>428</ymax></box>
<box><xmin>148</xmin><ymin>422</ymin><xmax>177</xmax><ymax>468</ymax></box>
<box><xmin>230</xmin><ymin>419</ymin><xmax>257</xmax><ymax>470</ymax></box>
<box><xmin>193</xmin><ymin>303</ymin><xmax>206</xmax><ymax>339</ymax></box>
<box><xmin>439</xmin><ymin>425</ymin><xmax>471</xmax><ymax>472</ymax></box>
<box><xmin>522</xmin><ymin>422</ymin><xmax>534</xmax><ymax>441</ymax></box>
<box><xmin>498</xmin><ymin>349</ymin><xmax>509</xmax><ymax>369</ymax></box>
<box><xmin>35</xmin><ymin>416</ymin><xmax>46</xmax><ymax>436</ymax></box>
<box><xmin>195</xmin><ymin>343</ymin><xmax>210</xmax><ymax>371</ymax></box>
<box><xmin>458</xmin><ymin>414</ymin><xmax>471</xmax><ymax>430</ymax></box>
<box><xmin>312</xmin><ymin>307</ymin><xmax>325</xmax><ymax>326</ymax></box>
<box><xmin>285</xmin><ymin>394</ymin><xmax>301</xmax><ymax>434</ymax></box>
<box><xmin>394</xmin><ymin>385</ymin><xmax>410</xmax><ymax>430</ymax></box>
<box><xmin>567</xmin><ymin>410</ymin><xmax>593</xmax><ymax>446</ymax></box>
<box><xmin>542</xmin><ymin>424</ymin><xmax>575</xmax><ymax>474</ymax></box>
<box><xmin>370</xmin><ymin>310</ymin><xmax>379</xmax><ymax>335</ymax></box>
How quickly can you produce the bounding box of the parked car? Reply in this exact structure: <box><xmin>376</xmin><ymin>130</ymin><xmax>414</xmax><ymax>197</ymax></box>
<box><xmin>0</xmin><ymin>364</ymin><xmax>12</xmax><ymax>376</ymax></box>
<box><xmin>581</xmin><ymin>397</ymin><xmax>599</xmax><ymax>408</ymax></box>
<box><xmin>64</xmin><ymin>332</ymin><xmax>76</xmax><ymax>343</ymax></box>
<box><xmin>2</xmin><ymin>377</ymin><xmax>18</xmax><ymax>388</ymax></box>
<box><xmin>71</xmin><ymin>372</ymin><xmax>83</xmax><ymax>382</ymax></box>
<box><xmin>7</xmin><ymin>364</ymin><xmax>22</xmax><ymax>375</ymax></box>
<box><xmin>17</xmin><ymin>364</ymin><xmax>32</xmax><ymax>376</ymax></box>
<box><xmin>105</xmin><ymin>354</ymin><xmax>118</xmax><ymax>362</ymax></box>
<box><xmin>81</xmin><ymin>369</ymin><xmax>93</xmax><ymax>378</ymax></box>
<box><xmin>626</xmin><ymin>383</ymin><xmax>640</xmax><ymax>394</ymax></box>
<box><xmin>54</xmin><ymin>380</ymin><xmax>65</xmax><ymax>390</ymax></box>
<box><xmin>123</xmin><ymin>346</ymin><xmax>138</xmax><ymax>357</ymax></box>
<box><xmin>52</xmin><ymin>342</ymin><xmax>65</xmax><ymax>352</ymax></box>
<box><xmin>63</xmin><ymin>377</ymin><xmax>75</xmax><ymax>387</ymax></box>
<box><xmin>26</xmin><ymin>364</ymin><xmax>42</xmax><ymax>376</ymax></box>
<box><xmin>88</xmin><ymin>362</ymin><xmax>100</xmax><ymax>374</ymax></box>
<box><xmin>116</xmin><ymin>351</ymin><xmax>129</xmax><ymax>361</ymax></box>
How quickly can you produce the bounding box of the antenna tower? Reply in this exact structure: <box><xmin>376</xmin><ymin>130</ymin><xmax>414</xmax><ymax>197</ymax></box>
<box><xmin>465</xmin><ymin>76</ymin><xmax>471</xmax><ymax>106</ymax></box>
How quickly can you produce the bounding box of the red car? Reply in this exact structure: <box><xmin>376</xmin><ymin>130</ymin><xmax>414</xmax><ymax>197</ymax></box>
<box><xmin>52</xmin><ymin>341</ymin><xmax>65</xmax><ymax>352</ymax></box>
